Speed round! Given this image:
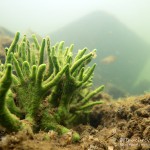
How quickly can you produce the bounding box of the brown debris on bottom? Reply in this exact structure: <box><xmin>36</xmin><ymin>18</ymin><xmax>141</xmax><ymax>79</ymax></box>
<box><xmin>0</xmin><ymin>94</ymin><xmax>150</xmax><ymax>150</ymax></box>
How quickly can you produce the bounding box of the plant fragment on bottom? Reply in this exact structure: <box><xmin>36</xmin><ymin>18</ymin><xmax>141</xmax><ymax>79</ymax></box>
<box><xmin>0</xmin><ymin>32</ymin><xmax>104</xmax><ymax>142</ymax></box>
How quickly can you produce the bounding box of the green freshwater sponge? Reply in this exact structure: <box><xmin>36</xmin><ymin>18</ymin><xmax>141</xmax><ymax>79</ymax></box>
<box><xmin>0</xmin><ymin>32</ymin><xmax>104</xmax><ymax>142</ymax></box>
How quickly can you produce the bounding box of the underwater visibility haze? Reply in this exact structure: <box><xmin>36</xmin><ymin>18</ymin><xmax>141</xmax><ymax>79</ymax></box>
<box><xmin>1</xmin><ymin>0</ymin><xmax>150</xmax><ymax>97</ymax></box>
<box><xmin>0</xmin><ymin>1</ymin><xmax>150</xmax><ymax>149</ymax></box>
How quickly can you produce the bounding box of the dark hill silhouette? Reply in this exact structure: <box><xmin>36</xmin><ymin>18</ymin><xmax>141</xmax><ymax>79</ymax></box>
<box><xmin>0</xmin><ymin>27</ymin><xmax>14</xmax><ymax>62</ymax></box>
<box><xmin>50</xmin><ymin>11</ymin><xmax>150</xmax><ymax>96</ymax></box>
<box><xmin>0</xmin><ymin>26</ymin><xmax>14</xmax><ymax>37</ymax></box>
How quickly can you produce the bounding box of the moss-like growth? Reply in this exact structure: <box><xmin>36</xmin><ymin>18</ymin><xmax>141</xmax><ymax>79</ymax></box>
<box><xmin>0</xmin><ymin>32</ymin><xmax>104</xmax><ymax>142</ymax></box>
<box><xmin>0</xmin><ymin>64</ymin><xmax>23</xmax><ymax>132</ymax></box>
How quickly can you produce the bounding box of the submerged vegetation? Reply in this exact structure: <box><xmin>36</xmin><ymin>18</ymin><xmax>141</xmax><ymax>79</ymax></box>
<box><xmin>0</xmin><ymin>32</ymin><xmax>104</xmax><ymax>142</ymax></box>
